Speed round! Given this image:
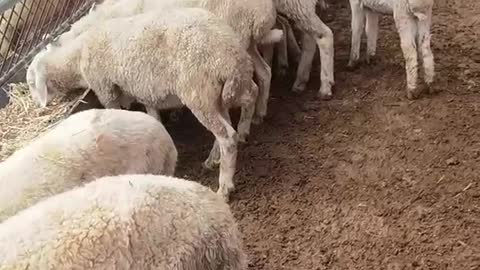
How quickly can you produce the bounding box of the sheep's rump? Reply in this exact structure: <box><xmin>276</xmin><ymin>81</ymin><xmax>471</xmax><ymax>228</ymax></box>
<box><xmin>0</xmin><ymin>174</ymin><xmax>247</xmax><ymax>269</ymax></box>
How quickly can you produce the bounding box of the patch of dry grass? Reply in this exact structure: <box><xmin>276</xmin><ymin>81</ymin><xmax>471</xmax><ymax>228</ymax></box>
<box><xmin>0</xmin><ymin>83</ymin><xmax>83</xmax><ymax>161</ymax></box>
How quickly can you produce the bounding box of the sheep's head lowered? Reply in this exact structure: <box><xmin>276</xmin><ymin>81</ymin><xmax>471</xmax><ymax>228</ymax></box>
<box><xmin>26</xmin><ymin>41</ymin><xmax>86</xmax><ymax>107</ymax></box>
<box><xmin>26</xmin><ymin>47</ymin><xmax>55</xmax><ymax>108</ymax></box>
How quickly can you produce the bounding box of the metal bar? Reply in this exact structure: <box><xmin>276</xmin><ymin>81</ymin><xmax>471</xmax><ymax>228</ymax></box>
<box><xmin>0</xmin><ymin>0</ymin><xmax>21</xmax><ymax>15</ymax></box>
<box><xmin>0</xmin><ymin>0</ymin><xmax>94</xmax><ymax>88</ymax></box>
<box><xmin>2</xmin><ymin>1</ymin><xmax>28</xmax><ymax>73</ymax></box>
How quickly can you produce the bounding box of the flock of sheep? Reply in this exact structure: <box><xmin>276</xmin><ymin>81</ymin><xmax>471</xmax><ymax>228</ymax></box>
<box><xmin>0</xmin><ymin>0</ymin><xmax>435</xmax><ymax>268</ymax></box>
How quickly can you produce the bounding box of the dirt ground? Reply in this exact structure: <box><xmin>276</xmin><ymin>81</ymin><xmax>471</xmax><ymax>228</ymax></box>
<box><xmin>164</xmin><ymin>0</ymin><xmax>480</xmax><ymax>269</ymax></box>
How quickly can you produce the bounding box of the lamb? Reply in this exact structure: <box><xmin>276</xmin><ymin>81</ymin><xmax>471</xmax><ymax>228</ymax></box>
<box><xmin>348</xmin><ymin>0</ymin><xmax>435</xmax><ymax>99</ymax></box>
<box><xmin>54</xmin><ymin>0</ymin><xmax>280</xmax><ymax>124</ymax></box>
<box><xmin>271</xmin><ymin>0</ymin><xmax>335</xmax><ymax>100</ymax></box>
<box><xmin>0</xmin><ymin>174</ymin><xmax>247</xmax><ymax>269</ymax></box>
<box><xmin>26</xmin><ymin>8</ymin><xmax>257</xmax><ymax>200</ymax></box>
<box><xmin>0</xmin><ymin>108</ymin><xmax>177</xmax><ymax>222</ymax></box>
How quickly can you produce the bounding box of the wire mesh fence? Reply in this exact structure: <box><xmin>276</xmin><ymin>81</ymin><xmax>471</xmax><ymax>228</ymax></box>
<box><xmin>0</xmin><ymin>0</ymin><xmax>95</xmax><ymax>97</ymax></box>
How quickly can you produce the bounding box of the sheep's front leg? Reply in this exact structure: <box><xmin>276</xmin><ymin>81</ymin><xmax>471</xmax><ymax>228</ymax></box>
<box><xmin>192</xmin><ymin>107</ymin><xmax>238</xmax><ymax>201</ymax></box>
<box><xmin>365</xmin><ymin>9</ymin><xmax>380</xmax><ymax>64</ymax></box>
<box><xmin>416</xmin><ymin>12</ymin><xmax>435</xmax><ymax>93</ymax></box>
<box><xmin>348</xmin><ymin>0</ymin><xmax>365</xmax><ymax>68</ymax></box>
<box><xmin>292</xmin><ymin>33</ymin><xmax>316</xmax><ymax>93</ymax></box>
<box><xmin>394</xmin><ymin>13</ymin><xmax>419</xmax><ymax>99</ymax></box>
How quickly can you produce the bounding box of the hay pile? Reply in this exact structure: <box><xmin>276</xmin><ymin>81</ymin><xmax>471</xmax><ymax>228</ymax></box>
<box><xmin>0</xmin><ymin>83</ymin><xmax>84</xmax><ymax>161</ymax></box>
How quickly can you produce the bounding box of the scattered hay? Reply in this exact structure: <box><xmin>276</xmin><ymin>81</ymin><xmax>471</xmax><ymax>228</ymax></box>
<box><xmin>0</xmin><ymin>83</ymin><xmax>87</xmax><ymax>161</ymax></box>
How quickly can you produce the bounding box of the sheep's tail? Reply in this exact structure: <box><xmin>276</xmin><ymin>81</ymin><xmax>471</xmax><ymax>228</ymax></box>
<box><xmin>259</xmin><ymin>29</ymin><xmax>284</xmax><ymax>45</ymax></box>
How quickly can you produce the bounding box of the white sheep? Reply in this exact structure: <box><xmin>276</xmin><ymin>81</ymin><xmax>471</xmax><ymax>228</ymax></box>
<box><xmin>54</xmin><ymin>0</ymin><xmax>281</xmax><ymax>124</ymax></box>
<box><xmin>269</xmin><ymin>0</ymin><xmax>335</xmax><ymax>100</ymax></box>
<box><xmin>0</xmin><ymin>108</ymin><xmax>177</xmax><ymax>222</ymax></box>
<box><xmin>348</xmin><ymin>0</ymin><xmax>435</xmax><ymax>99</ymax></box>
<box><xmin>26</xmin><ymin>8</ymin><xmax>257</xmax><ymax>200</ymax></box>
<box><xmin>0</xmin><ymin>174</ymin><xmax>247</xmax><ymax>269</ymax></box>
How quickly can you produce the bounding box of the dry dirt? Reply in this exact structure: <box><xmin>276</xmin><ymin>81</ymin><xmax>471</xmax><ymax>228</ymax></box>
<box><xmin>165</xmin><ymin>0</ymin><xmax>480</xmax><ymax>269</ymax></box>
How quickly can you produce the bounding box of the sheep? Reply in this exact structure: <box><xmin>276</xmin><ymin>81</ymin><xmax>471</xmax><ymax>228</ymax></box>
<box><xmin>26</xmin><ymin>8</ymin><xmax>258</xmax><ymax>201</ymax></box>
<box><xmin>348</xmin><ymin>0</ymin><xmax>435</xmax><ymax>99</ymax></box>
<box><xmin>54</xmin><ymin>0</ymin><xmax>280</xmax><ymax>124</ymax></box>
<box><xmin>0</xmin><ymin>174</ymin><xmax>247</xmax><ymax>269</ymax></box>
<box><xmin>0</xmin><ymin>0</ymin><xmax>73</xmax><ymax>59</ymax></box>
<box><xmin>265</xmin><ymin>0</ymin><xmax>332</xmax><ymax>80</ymax></box>
<box><xmin>0</xmin><ymin>108</ymin><xmax>177</xmax><ymax>222</ymax></box>
<box><xmin>270</xmin><ymin>0</ymin><xmax>335</xmax><ymax>100</ymax></box>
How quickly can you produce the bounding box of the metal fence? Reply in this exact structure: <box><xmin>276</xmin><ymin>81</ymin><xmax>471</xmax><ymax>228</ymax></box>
<box><xmin>0</xmin><ymin>0</ymin><xmax>95</xmax><ymax>92</ymax></box>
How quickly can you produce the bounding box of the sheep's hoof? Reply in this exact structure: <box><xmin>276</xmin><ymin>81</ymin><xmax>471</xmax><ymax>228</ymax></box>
<box><xmin>218</xmin><ymin>190</ymin><xmax>231</xmax><ymax>202</ymax></box>
<box><xmin>317</xmin><ymin>84</ymin><xmax>333</xmax><ymax>100</ymax></box>
<box><xmin>202</xmin><ymin>159</ymin><xmax>220</xmax><ymax>170</ymax></box>
<box><xmin>366</xmin><ymin>55</ymin><xmax>377</xmax><ymax>65</ymax></box>
<box><xmin>237</xmin><ymin>132</ymin><xmax>249</xmax><ymax>144</ymax></box>
<box><xmin>346</xmin><ymin>60</ymin><xmax>359</xmax><ymax>71</ymax></box>
<box><xmin>426</xmin><ymin>84</ymin><xmax>437</xmax><ymax>95</ymax></box>
<box><xmin>252</xmin><ymin>115</ymin><xmax>264</xmax><ymax>125</ymax></box>
<box><xmin>217</xmin><ymin>186</ymin><xmax>234</xmax><ymax>203</ymax></box>
<box><xmin>292</xmin><ymin>82</ymin><xmax>307</xmax><ymax>93</ymax></box>
<box><xmin>406</xmin><ymin>88</ymin><xmax>420</xmax><ymax>100</ymax></box>
<box><xmin>318</xmin><ymin>91</ymin><xmax>333</xmax><ymax>100</ymax></box>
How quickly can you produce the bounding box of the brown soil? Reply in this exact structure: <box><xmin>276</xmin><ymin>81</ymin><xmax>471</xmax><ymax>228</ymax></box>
<box><xmin>166</xmin><ymin>0</ymin><xmax>480</xmax><ymax>269</ymax></box>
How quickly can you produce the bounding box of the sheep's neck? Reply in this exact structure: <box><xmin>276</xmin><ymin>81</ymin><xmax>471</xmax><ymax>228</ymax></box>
<box><xmin>46</xmin><ymin>47</ymin><xmax>86</xmax><ymax>91</ymax></box>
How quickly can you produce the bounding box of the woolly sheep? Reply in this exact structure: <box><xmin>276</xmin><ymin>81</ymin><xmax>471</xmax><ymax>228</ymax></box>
<box><xmin>0</xmin><ymin>174</ymin><xmax>247</xmax><ymax>269</ymax></box>
<box><xmin>26</xmin><ymin>8</ymin><xmax>257</xmax><ymax>200</ymax></box>
<box><xmin>271</xmin><ymin>0</ymin><xmax>335</xmax><ymax>100</ymax></box>
<box><xmin>54</xmin><ymin>0</ymin><xmax>280</xmax><ymax>124</ymax></box>
<box><xmin>0</xmin><ymin>108</ymin><xmax>177</xmax><ymax>222</ymax></box>
<box><xmin>348</xmin><ymin>0</ymin><xmax>435</xmax><ymax>99</ymax></box>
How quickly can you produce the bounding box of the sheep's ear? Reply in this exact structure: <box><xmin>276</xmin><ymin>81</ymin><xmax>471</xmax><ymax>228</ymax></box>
<box><xmin>34</xmin><ymin>71</ymin><xmax>49</xmax><ymax>108</ymax></box>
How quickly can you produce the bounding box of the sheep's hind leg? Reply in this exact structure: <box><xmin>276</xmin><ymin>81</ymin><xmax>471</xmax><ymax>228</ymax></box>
<box><xmin>300</xmin><ymin>13</ymin><xmax>335</xmax><ymax>99</ymax></box>
<box><xmin>348</xmin><ymin>0</ymin><xmax>365</xmax><ymax>69</ymax></box>
<box><xmin>416</xmin><ymin>11</ymin><xmax>435</xmax><ymax>94</ymax></box>
<box><xmin>365</xmin><ymin>9</ymin><xmax>380</xmax><ymax>64</ymax></box>
<box><xmin>204</xmin><ymin>78</ymin><xmax>257</xmax><ymax>170</ymax></box>
<box><xmin>191</xmin><ymin>106</ymin><xmax>238</xmax><ymax>201</ymax></box>
<box><xmin>394</xmin><ymin>13</ymin><xmax>419</xmax><ymax>99</ymax></box>
<box><xmin>249</xmin><ymin>44</ymin><xmax>272</xmax><ymax>125</ymax></box>
<box><xmin>291</xmin><ymin>33</ymin><xmax>316</xmax><ymax>93</ymax></box>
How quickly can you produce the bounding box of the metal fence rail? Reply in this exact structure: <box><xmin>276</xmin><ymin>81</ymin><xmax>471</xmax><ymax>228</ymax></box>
<box><xmin>0</xmin><ymin>0</ymin><xmax>94</xmax><ymax>90</ymax></box>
